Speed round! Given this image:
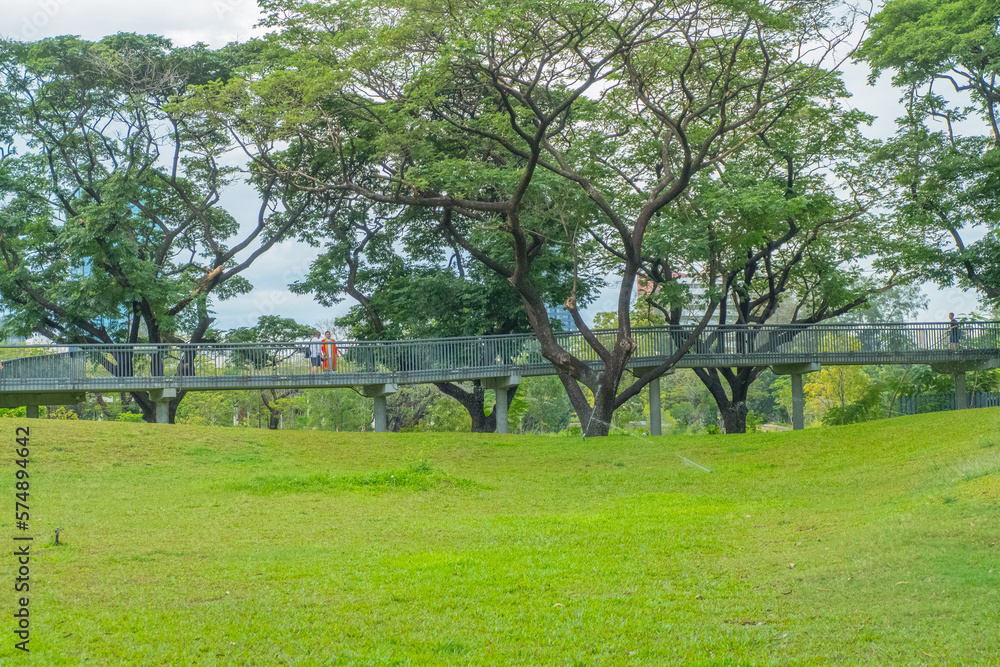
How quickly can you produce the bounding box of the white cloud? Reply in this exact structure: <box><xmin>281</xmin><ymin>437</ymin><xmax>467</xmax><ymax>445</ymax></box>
<box><xmin>0</xmin><ymin>0</ymin><xmax>261</xmax><ymax>46</ymax></box>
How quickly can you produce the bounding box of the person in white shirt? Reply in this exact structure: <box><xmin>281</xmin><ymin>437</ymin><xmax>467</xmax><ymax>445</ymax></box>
<box><xmin>309</xmin><ymin>332</ymin><xmax>323</xmax><ymax>374</ymax></box>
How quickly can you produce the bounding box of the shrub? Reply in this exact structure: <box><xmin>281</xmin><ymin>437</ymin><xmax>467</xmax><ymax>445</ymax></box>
<box><xmin>823</xmin><ymin>384</ymin><xmax>885</xmax><ymax>426</ymax></box>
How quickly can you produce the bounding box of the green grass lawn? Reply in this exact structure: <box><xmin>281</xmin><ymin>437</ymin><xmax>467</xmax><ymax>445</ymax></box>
<box><xmin>2</xmin><ymin>410</ymin><xmax>999</xmax><ymax>665</ymax></box>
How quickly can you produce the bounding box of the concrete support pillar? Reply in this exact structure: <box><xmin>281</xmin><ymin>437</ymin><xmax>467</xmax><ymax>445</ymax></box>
<box><xmin>494</xmin><ymin>387</ymin><xmax>510</xmax><ymax>434</ymax></box>
<box><xmin>648</xmin><ymin>375</ymin><xmax>662</xmax><ymax>436</ymax></box>
<box><xmin>0</xmin><ymin>393</ymin><xmax>86</xmax><ymax>418</ymax></box>
<box><xmin>771</xmin><ymin>362</ymin><xmax>820</xmax><ymax>431</ymax></box>
<box><xmin>362</xmin><ymin>383</ymin><xmax>398</xmax><ymax>433</ymax></box>
<box><xmin>482</xmin><ymin>375</ymin><xmax>521</xmax><ymax>434</ymax></box>
<box><xmin>632</xmin><ymin>368</ymin><xmax>672</xmax><ymax>436</ymax></box>
<box><xmin>155</xmin><ymin>401</ymin><xmax>170</xmax><ymax>424</ymax></box>
<box><xmin>791</xmin><ymin>374</ymin><xmax>805</xmax><ymax>431</ymax></box>
<box><xmin>373</xmin><ymin>395</ymin><xmax>388</xmax><ymax>432</ymax></box>
<box><xmin>954</xmin><ymin>371</ymin><xmax>967</xmax><ymax>410</ymax></box>
<box><xmin>149</xmin><ymin>388</ymin><xmax>177</xmax><ymax>425</ymax></box>
<box><xmin>931</xmin><ymin>361</ymin><xmax>997</xmax><ymax>411</ymax></box>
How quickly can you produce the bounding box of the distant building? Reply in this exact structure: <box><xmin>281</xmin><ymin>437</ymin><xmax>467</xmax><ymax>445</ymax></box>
<box><xmin>546</xmin><ymin>305</ymin><xmax>577</xmax><ymax>332</ymax></box>
<box><xmin>636</xmin><ymin>273</ymin><xmax>708</xmax><ymax>325</ymax></box>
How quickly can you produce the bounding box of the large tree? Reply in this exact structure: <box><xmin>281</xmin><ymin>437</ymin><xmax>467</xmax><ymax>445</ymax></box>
<box><xmin>638</xmin><ymin>87</ymin><xmax>909</xmax><ymax>432</ymax></box>
<box><xmin>189</xmin><ymin>0</ymin><xmax>862</xmax><ymax>435</ymax></box>
<box><xmin>291</xmin><ymin>199</ymin><xmax>601</xmax><ymax>431</ymax></box>
<box><xmin>857</xmin><ymin>0</ymin><xmax>1000</xmax><ymax>306</ymax></box>
<box><xmin>0</xmin><ymin>34</ymin><xmax>318</xmax><ymax>422</ymax></box>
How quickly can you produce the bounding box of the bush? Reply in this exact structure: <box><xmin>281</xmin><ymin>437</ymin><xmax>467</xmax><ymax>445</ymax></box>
<box><xmin>116</xmin><ymin>413</ymin><xmax>145</xmax><ymax>423</ymax></box>
<box><xmin>48</xmin><ymin>406</ymin><xmax>79</xmax><ymax>420</ymax></box>
<box><xmin>559</xmin><ymin>423</ymin><xmax>583</xmax><ymax>437</ymax></box>
<box><xmin>823</xmin><ymin>384</ymin><xmax>885</xmax><ymax>426</ymax></box>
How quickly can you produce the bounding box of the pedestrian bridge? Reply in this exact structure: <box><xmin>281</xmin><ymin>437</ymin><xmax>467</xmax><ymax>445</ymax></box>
<box><xmin>1</xmin><ymin>322</ymin><xmax>997</xmax><ymax>431</ymax></box>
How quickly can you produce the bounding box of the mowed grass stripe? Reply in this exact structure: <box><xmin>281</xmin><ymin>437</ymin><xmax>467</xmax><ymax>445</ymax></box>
<box><xmin>2</xmin><ymin>409</ymin><xmax>997</xmax><ymax>665</ymax></box>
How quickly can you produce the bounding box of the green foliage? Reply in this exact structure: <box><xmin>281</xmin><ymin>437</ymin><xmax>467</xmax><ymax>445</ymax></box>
<box><xmin>225</xmin><ymin>315</ymin><xmax>315</xmax><ymax>371</ymax></box>
<box><xmin>227</xmin><ymin>316</ymin><xmax>315</xmax><ymax>345</ymax></box>
<box><xmin>116</xmin><ymin>413</ymin><xmax>145</xmax><ymax>423</ymax></box>
<box><xmin>640</xmin><ymin>70</ymin><xmax>900</xmax><ymax>434</ymax></box>
<box><xmin>858</xmin><ymin>0</ymin><xmax>1000</xmax><ymax>306</ymax></box>
<box><xmin>0</xmin><ymin>34</ymin><xmax>316</xmax><ymax>422</ymax></box>
<box><xmin>420</xmin><ymin>394</ymin><xmax>473</xmax><ymax>432</ymax></box>
<box><xmin>47</xmin><ymin>406</ymin><xmax>79</xmax><ymax>420</ymax></box>
<box><xmin>670</xmin><ymin>402</ymin><xmax>695</xmax><ymax>424</ymax></box>
<box><xmin>861</xmin><ymin>0</ymin><xmax>1000</xmax><ymax>96</ymax></box>
<box><xmin>806</xmin><ymin>366</ymin><xmax>875</xmax><ymax>420</ymax></box>
<box><xmin>822</xmin><ymin>384</ymin><xmax>887</xmax><ymax>426</ymax></box>
<box><xmin>509</xmin><ymin>375</ymin><xmax>574</xmax><ymax>434</ymax></box>
<box><xmin>559</xmin><ymin>423</ymin><xmax>583</xmax><ymax>437</ymax></box>
<box><xmin>0</xmin><ymin>35</ymin><xmax>261</xmax><ymax>344</ymax></box>
<box><xmin>1</xmin><ymin>406</ymin><xmax>33</xmax><ymax>418</ymax></box>
<box><xmin>185</xmin><ymin>0</ymin><xmax>861</xmax><ymax>435</ymax></box>
<box><xmin>174</xmin><ymin>391</ymin><xmax>237</xmax><ymax>427</ymax></box>
<box><xmin>288</xmin><ymin>389</ymin><xmax>372</xmax><ymax>432</ymax></box>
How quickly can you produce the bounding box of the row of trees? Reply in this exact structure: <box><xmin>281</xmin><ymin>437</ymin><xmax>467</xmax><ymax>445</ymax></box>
<box><xmin>1</xmin><ymin>0</ymin><xmax>997</xmax><ymax>433</ymax></box>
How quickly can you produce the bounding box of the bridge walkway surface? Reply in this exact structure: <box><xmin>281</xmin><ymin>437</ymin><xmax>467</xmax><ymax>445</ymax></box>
<box><xmin>1</xmin><ymin>322</ymin><xmax>997</xmax><ymax>432</ymax></box>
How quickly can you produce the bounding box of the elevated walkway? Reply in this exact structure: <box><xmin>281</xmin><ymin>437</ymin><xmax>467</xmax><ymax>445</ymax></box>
<box><xmin>2</xmin><ymin>322</ymin><xmax>997</xmax><ymax>431</ymax></box>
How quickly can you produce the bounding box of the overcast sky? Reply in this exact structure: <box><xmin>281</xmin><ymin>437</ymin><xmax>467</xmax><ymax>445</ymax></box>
<box><xmin>0</xmin><ymin>0</ymin><xmax>981</xmax><ymax>332</ymax></box>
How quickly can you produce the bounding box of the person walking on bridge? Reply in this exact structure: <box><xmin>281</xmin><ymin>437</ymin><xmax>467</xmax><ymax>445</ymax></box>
<box><xmin>309</xmin><ymin>331</ymin><xmax>323</xmax><ymax>374</ymax></box>
<box><xmin>949</xmin><ymin>313</ymin><xmax>961</xmax><ymax>351</ymax></box>
<box><xmin>322</xmin><ymin>331</ymin><xmax>338</xmax><ymax>374</ymax></box>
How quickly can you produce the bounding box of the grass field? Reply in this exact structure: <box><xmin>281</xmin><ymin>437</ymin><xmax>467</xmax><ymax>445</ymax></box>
<box><xmin>1</xmin><ymin>409</ymin><xmax>999</xmax><ymax>665</ymax></box>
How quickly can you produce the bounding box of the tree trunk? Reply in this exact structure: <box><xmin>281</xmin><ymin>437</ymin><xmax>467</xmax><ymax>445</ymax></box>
<box><xmin>132</xmin><ymin>390</ymin><xmax>186</xmax><ymax>424</ymax></box>
<box><xmin>133</xmin><ymin>391</ymin><xmax>157</xmax><ymax>423</ymax></box>
<box><xmin>695</xmin><ymin>367</ymin><xmax>763</xmax><ymax>435</ymax></box>
<box><xmin>263</xmin><ymin>389</ymin><xmax>297</xmax><ymax>430</ymax></box>
<box><xmin>721</xmin><ymin>401</ymin><xmax>749</xmax><ymax>434</ymax></box>
<box><xmin>434</xmin><ymin>380</ymin><xmax>517</xmax><ymax>432</ymax></box>
<box><xmin>582</xmin><ymin>383</ymin><xmax>618</xmax><ymax>437</ymax></box>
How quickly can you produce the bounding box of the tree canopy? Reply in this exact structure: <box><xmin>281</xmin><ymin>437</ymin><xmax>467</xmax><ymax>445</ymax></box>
<box><xmin>0</xmin><ymin>34</ymin><xmax>318</xmax><ymax>421</ymax></box>
<box><xmin>858</xmin><ymin>0</ymin><xmax>1000</xmax><ymax>306</ymax></box>
<box><xmin>186</xmin><ymin>0</ymin><xmax>864</xmax><ymax>435</ymax></box>
<box><xmin>636</xmin><ymin>81</ymin><xmax>911</xmax><ymax>432</ymax></box>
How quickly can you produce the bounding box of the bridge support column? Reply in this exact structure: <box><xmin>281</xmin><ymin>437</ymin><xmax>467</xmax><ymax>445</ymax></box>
<box><xmin>771</xmin><ymin>363</ymin><xmax>821</xmax><ymax>431</ymax></box>
<box><xmin>374</xmin><ymin>396</ymin><xmax>388</xmax><ymax>432</ymax></box>
<box><xmin>632</xmin><ymin>368</ymin><xmax>672</xmax><ymax>437</ymax></box>
<box><xmin>363</xmin><ymin>384</ymin><xmax>398</xmax><ymax>433</ymax></box>
<box><xmin>0</xmin><ymin>392</ymin><xmax>87</xmax><ymax>418</ymax></box>
<box><xmin>931</xmin><ymin>360</ymin><xmax>998</xmax><ymax>411</ymax></box>
<box><xmin>149</xmin><ymin>388</ymin><xmax>176</xmax><ymax>424</ymax></box>
<box><xmin>482</xmin><ymin>375</ymin><xmax>521</xmax><ymax>434</ymax></box>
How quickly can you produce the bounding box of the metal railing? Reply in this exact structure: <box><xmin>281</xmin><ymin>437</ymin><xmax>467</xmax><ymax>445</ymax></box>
<box><xmin>1</xmin><ymin>322</ymin><xmax>997</xmax><ymax>393</ymax></box>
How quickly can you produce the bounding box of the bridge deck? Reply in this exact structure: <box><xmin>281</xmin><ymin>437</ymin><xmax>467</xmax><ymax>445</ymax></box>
<box><xmin>1</xmin><ymin>322</ymin><xmax>997</xmax><ymax>398</ymax></box>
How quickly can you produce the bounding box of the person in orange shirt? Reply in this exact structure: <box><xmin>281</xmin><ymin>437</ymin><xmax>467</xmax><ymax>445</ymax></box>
<box><xmin>321</xmin><ymin>331</ymin><xmax>338</xmax><ymax>374</ymax></box>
